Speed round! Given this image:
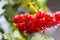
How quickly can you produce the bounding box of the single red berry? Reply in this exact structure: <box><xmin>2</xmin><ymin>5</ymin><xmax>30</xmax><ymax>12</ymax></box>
<box><xmin>39</xmin><ymin>19</ymin><xmax>47</xmax><ymax>26</ymax></box>
<box><xmin>23</xmin><ymin>13</ymin><xmax>32</xmax><ymax>22</ymax></box>
<box><xmin>39</xmin><ymin>19</ymin><xmax>50</xmax><ymax>30</ymax></box>
<box><xmin>28</xmin><ymin>17</ymin><xmax>36</xmax><ymax>25</ymax></box>
<box><xmin>48</xmin><ymin>18</ymin><xmax>58</xmax><ymax>26</ymax></box>
<box><xmin>13</xmin><ymin>14</ymin><xmax>23</xmax><ymax>23</ymax></box>
<box><xmin>45</xmin><ymin>13</ymin><xmax>53</xmax><ymax>22</ymax></box>
<box><xmin>45</xmin><ymin>23</ymin><xmax>51</xmax><ymax>28</ymax></box>
<box><xmin>16</xmin><ymin>23</ymin><xmax>25</xmax><ymax>31</ymax></box>
<box><xmin>55</xmin><ymin>11</ymin><xmax>60</xmax><ymax>21</ymax></box>
<box><xmin>13</xmin><ymin>15</ymin><xmax>20</xmax><ymax>23</ymax></box>
<box><xmin>36</xmin><ymin>10</ymin><xmax>45</xmax><ymax>19</ymax></box>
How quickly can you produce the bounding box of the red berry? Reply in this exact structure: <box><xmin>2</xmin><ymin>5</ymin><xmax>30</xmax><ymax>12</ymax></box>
<box><xmin>16</xmin><ymin>23</ymin><xmax>25</xmax><ymax>31</ymax></box>
<box><xmin>23</xmin><ymin>13</ymin><xmax>32</xmax><ymax>22</ymax></box>
<box><xmin>55</xmin><ymin>11</ymin><xmax>60</xmax><ymax>21</ymax></box>
<box><xmin>49</xmin><ymin>20</ymin><xmax>58</xmax><ymax>26</ymax></box>
<box><xmin>39</xmin><ymin>19</ymin><xmax>47</xmax><ymax>26</ymax></box>
<box><xmin>36</xmin><ymin>10</ymin><xmax>45</xmax><ymax>19</ymax></box>
<box><xmin>13</xmin><ymin>14</ymin><xmax>23</xmax><ymax>23</ymax></box>
<box><xmin>25</xmin><ymin>25</ymin><xmax>34</xmax><ymax>34</ymax></box>
<box><xmin>45</xmin><ymin>13</ymin><xmax>53</xmax><ymax>22</ymax></box>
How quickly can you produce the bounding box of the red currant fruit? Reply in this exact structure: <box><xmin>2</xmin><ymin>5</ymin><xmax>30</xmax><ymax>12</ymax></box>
<box><xmin>36</xmin><ymin>10</ymin><xmax>45</xmax><ymax>19</ymax></box>
<box><xmin>45</xmin><ymin>13</ymin><xmax>53</xmax><ymax>22</ymax></box>
<box><xmin>55</xmin><ymin>11</ymin><xmax>60</xmax><ymax>21</ymax></box>
<box><xmin>16</xmin><ymin>23</ymin><xmax>25</xmax><ymax>31</ymax></box>
<box><xmin>13</xmin><ymin>14</ymin><xmax>23</xmax><ymax>23</ymax></box>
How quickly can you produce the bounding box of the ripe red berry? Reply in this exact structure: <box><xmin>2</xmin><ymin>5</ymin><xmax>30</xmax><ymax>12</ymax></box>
<box><xmin>55</xmin><ymin>11</ymin><xmax>60</xmax><ymax>21</ymax></box>
<box><xmin>23</xmin><ymin>13</ymin><xmax>32</xmax><ymax>22</ymax></box>
<box><xmin>13</xmin><ymin>14</ymin><xmax>23</xmax><ymax>23</ymax></box>
<box><xmin>39</xmin><ymin>19</ymin><xmax>47</xmax><ymax>26</ymax></box>
<box><xmin>13</xmin><ymin>15</ymin><xmax>20</xmax><ymax>23</ymax></box>
<box><xmin>49</xmin><ymin>20</ymin><xmax>58</xmax><ymax>26</ymax></box>
<box><xmin>16</xmin><ymin>23</ymin><xmax>25</xmax><ymax>31</ymax></box>
<box><xmin>45</xmin><ymin>12</ymin><xmax>53</xmax><ymax>22</ymax></box>
<box><xmin>36</xmin><ymin>10</ymin><xmax>45</xmax><ymax>19</ymax></box>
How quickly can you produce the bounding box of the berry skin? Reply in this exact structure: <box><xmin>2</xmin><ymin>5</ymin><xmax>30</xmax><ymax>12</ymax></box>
<box><xmin>36</xmin><ymin>10</ymin><xmax>45</xmax><ymax>19</ymax></box>
<box><xmin>23</xmin><ymin>13</ymin><xmax>32</xmax><ymax>22</ymax></box>
<box><xmin>13</xmin><ymin>15</ymin><xmax>20</xmax><ymax>23</ymax></box>
<box><xmin>16</xmin><ymin>23</ymin><xmax>25</xmax><ymax>31</ymax></box>
<box><xmin>39</xmin><ymin>19</ymin><xmax>48</xmax><ymax>30</ymax></box>
<box><xmin>24</xmin><ymin>13</ymin><xmax>30</xmax><ymax>18</ymax></box>
<box><xmin>13</xmin><ymin>14</ymin><xmax>23</xmax><ymax>23</ymax></box>
<box><xmin>45</xmin><ymin>12</ymin><xmax>53</xmax><ymax>22</ymax></box>
<box><xmin>55</xmin><ymin>11</ymin><xmax>60</xmax><ymax>21</ymax></box>
<box><xmin>48</xmin><ymin>20</ymin><xmax>57</xmax><ymax>26</ymax></box>
<box><xmin>39</xmin><ymin>19</ymin><xmax>47</xmax><ymax>26</ymax></box>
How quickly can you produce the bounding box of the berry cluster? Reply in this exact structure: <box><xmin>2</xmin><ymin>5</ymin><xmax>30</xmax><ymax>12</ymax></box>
<box><xmin>13</xmin><ymin>10</ymin><xmax>60</xmax><ymax>34</ymax></box>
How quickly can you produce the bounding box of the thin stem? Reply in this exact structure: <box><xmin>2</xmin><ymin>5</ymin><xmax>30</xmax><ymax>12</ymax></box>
<box><xmin>29</xmin><ymin>2</ymin><xmax>37</xmax><ymax>12</ymax></box>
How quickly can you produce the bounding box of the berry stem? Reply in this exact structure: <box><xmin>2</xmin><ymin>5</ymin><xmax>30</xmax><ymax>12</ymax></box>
<box><xmin>29</xmin><ymin>2</ymin><xmax>37</xmax><ymax>12</ymax></box>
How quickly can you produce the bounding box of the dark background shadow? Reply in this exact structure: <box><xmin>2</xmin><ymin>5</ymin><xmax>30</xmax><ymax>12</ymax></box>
<box><xmin>47</xmin><ymin>0</ymin><xmax>60</xmax><ymax>12</ymax></box>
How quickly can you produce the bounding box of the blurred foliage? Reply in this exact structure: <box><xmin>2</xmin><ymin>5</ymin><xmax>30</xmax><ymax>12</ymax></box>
<box><xmin>2</xmin><ymin>0</ymin><xmax>49</xmax><ymax>40</ymax></box>
<box><xmin>4</xmin><ymin>30</ymin><xmax>26</xmax><ymax>40</ymax></box>
<box><xmin>0</xmin><ymin>27</ymin><xmax>4</xmax><ymax>33</ymax></box>
<box><xmin>3</xmin><ymin>0</ymin><xmax>48</xmax><ymax>22</ymax></box>
<box><xmin>3</xmin><ymin>4</ymin><xmax>18</xmax><ymax>22</ymax></box>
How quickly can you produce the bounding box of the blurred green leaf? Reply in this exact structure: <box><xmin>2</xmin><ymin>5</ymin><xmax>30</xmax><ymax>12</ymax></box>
<box><xmin>3</xmin><ymin>4</ymin><xmax>18</xmax><ymax>22</ymax></box>
<box><xmin>13</xmin><ymin>30</ymin><xmax>26</xmax><ymax>40</ymax></box>
<box><xmin>4</xmin><ymin>30</ymin><xmax>26</xmax><ymax>40</ymax></box>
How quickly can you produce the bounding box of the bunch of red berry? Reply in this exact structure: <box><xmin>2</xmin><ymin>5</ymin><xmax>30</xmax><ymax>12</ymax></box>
<box><xmin>13</xmin><ymin>10</ymin><xmax>60</xmax><ymax>34</ymax></box>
